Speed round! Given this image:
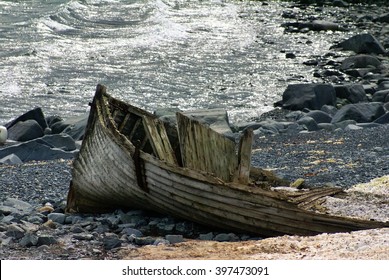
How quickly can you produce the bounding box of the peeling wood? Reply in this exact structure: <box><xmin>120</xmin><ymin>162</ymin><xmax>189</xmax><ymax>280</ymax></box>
<box><xmin>67</xmin><ymin>84</ymin><xmax>389</xmax><ymax>237</ymax></box>
<box><xmin>176</xmin><ymin>112</ymin><xmax>237</xmax><ymax>182</ymax></box>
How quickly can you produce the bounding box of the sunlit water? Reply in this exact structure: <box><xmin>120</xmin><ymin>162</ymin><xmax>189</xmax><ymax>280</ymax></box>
<box><xmin>1</xmin><ymin>0</ymin><xmax>356</xmax><ymax>125</ymax></box>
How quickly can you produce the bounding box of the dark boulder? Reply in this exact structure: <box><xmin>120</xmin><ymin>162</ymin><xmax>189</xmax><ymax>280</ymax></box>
<box><xmin>281</xmin><ymin>84</ymin><xmax>336</xmax><ymax>111</ymax></box>
<box><xmin>0</xmin><ymin>134</ymin><xmax>77</xmax><ymax>162</ymax></box>
<box><xmin>374</xmin><ymin>112</ymin><xmax>389</xmax><ymax>124</ymax></box>
<box><xmin>305</xmin><ymin>110</ymin><xmax>333</xmax><ymax>123</ymax></box>
<box><xmin>50</xmin><ymin>114</ymin><xmax>88</xmax><ymax>141</ymax></box>
<box><xmin>296</xmin><ymin>116</ymin><xmax>320</xmax><ymax>131</ymax></box>
<box><xmin>7</xmin><ymin>120</ymin><xmax>44</xmax><ymax>142</ymax></box>
<box><xmin>331</xmin><ymin>34</ymin><xmax>386</xmax><ymax>55</ymax></box>
<box><xmin>5</xmin><ymin>108</ymin><xmax>47</xmax><ymax>131</ymax></box>
<box><xmin>340</xmin><ymin>55</ymin><xmax>382</xmax><ymax>71</ymax></box>
<box><xmin>372</xmin><ymin>90</ymin><xmax>389</xmax><ymax>102</ymax></box>
<box><xmin>331</xmin><ymin>102</ymin><xmax>385</xmax><ymax>123</ymax></box>
<box><xmin>334</xmin><ymin>84</ymin><xmax>368</xmax><ymax>103</ymax></box>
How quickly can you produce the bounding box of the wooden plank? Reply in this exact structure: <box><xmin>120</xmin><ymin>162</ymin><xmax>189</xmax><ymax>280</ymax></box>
<box><xmin>176</xmin><ymin>112</ymin><xmax>238</xmax><ymax>182</ymax></box>
<box><xmin>234</xmin><ymin>128</ymin><xmax>253</xmax><ymax>184</ymax></box>
<box><xmin>142</xmin><ymin>114</ymin><xmax>177</xmax><ymax>165</ymax></box>
<box><xmin>118</xmin><ymin>113</ymin><xmax>130</xmax><ymax>132</ymax></box>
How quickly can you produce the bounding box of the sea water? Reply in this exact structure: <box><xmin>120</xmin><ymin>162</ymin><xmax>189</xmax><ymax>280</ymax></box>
<box><xmin>0</xmin><ymin>0</ymin><xmax>354</xmax><ymax>125</ymax></box>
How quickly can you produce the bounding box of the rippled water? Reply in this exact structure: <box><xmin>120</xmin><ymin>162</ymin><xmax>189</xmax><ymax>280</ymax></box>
<box><xmin>1</xmin><ymin>0</ymin><xmax>355</xmax><ymax>124</ymax></box>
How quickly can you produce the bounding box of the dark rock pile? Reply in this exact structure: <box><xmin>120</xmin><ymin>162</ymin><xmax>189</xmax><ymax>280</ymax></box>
<box><xmin>0</xmin><ymin>197</ymin><xmax>259</xmax><ymax>259</ymax></box>
<box><xmin>0</xmin><ymin>109</ymin><xmax>88</xmax><ymax>164</ymax></box>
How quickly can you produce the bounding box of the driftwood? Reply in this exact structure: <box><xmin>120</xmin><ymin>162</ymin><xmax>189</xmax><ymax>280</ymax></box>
<box><xmin>67</xmin><ymin>84</ymin><xmax>389</xmax><ymax>237</ymax></box>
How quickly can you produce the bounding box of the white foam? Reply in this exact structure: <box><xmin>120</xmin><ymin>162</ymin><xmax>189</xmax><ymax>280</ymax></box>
<box><xmin>40</xmin><ymin>17</ymin><xmax>76</xmax><ymax>33</ymax></box>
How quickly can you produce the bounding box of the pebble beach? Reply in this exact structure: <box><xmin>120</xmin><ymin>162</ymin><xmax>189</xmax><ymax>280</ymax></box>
<box><xmin>2</xmin><ymin>0</ymin><xmax>389</xmax><ymax>260</ymax></box>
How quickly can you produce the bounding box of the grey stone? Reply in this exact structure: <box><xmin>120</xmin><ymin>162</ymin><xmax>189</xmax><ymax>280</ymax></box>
<box><xmin>355</xmin><ymin>123</ymin><xmax>382</xmax><ymax>129</ymax></box>
<box><xmin>374</xmin><ymin>112</ymin><xmax>389</xmax><ymax>124</ymax></box>
<box><xmin>165</xmin><ymin>234</ymin><xmax>184</xmax><ymax>244</ymax></box>
<box><xmin>0</xmin><ymin>154</ymin><xmax>23</xmax><ymax>165</ymax></box>
<box><xmin>377</xmin><ymin>81</ymin><xmax>389</xmax><ymax>91</ymax></box>
<box><xmin>70</xmin><ymin>225</ymin><xmax>84</xmax><ymax>233</ymax></box>
<box><xmin>5</xmin><ymin>224</ymin><xmax>25</xmax><ymax>239</ymax></box>
<box><xmin>285</xmin><ymin>111</ymin><xmax>305</xmax><ymax>121</ymax></box>
<box><xmin>73</xmin><ymin>233</ymin><xmax>94</xmax><ymax>241</ymax></box>
<box><xmin>0</xmin><ymin>137</ymin><xmax>77</xmax><ymax>162</ymax></box>
<box><xmin>5</xmin><ymin>108</ymin><xmax>47</xmax><ymax>132</ymax></box>
<box><xmin>3</xmin><ymin>198</ymin><xmax>33</xmax><ymax>214</ymax></box>
<box><xmin>334</xmin><ymin>84</ymin><xmax>368</xmax><ymax>103</ymax></box>
<box><xmin>157</xmin><ymin>223</ymin><xmax>175</xmax><ymax>234</ymax></box>
<box><xmin>332</xmin><ymin>34</ymin><xmax>386</xmax><ymax>55</ymax></box>
<box><xmin>305</xmin><ymin>110</ymin><xmax>332</xmax><ymax>123</ymax></box>
<box><xmin>334</xmin><ymin>120</ymin><xmax>357</xmax><ymax>129</ymax></box>
<box><xmin>7</xmin><ymin>120</ymin><xmax>44</xmax><ymax>142</ymax></box>
<box><xmin>19</xmin><ymin>232</ymin><xmax>39</xmax><ymax>247</ymax></box>
<box><xmin>281</xmin><ymin>84</ymin><xmax>337</xmax><ymax>111</ymax></box>
<box><xmin>120</xmin><ymin>227</ymin><xmax>143</xmax><ymax>237</ymax></box>
<box><xmin>317</xmin><ymin>123</ymin><xmax>336</xmax><ymax>131</ymax></box>
<box><xmin>345</xmin><ymin>124</ymin><xmax>363</xmax><ymax>131</ymax></box>
<box><xmin>1</xmin><ymin>215</ymin><xmax>18</xmax><ymax>224</ymax></box>
<box><xmin>103</xmin><ymin>235</ymin><xmax>122</xmax><ymax>250</ymax></box>
<box><xmin>254</xmin><ymin>119</ymin><xmax>287</xmax><ymax>134</ymax></box>
<box><xmin>372</xmin><ymin>90</ymin><xmax>389</xmax><ymax>102</ymax></box>
<box><xmin>26</xmin><ymin>215</ymin><xmax>45</xmax><ymax>224</ymax></box>
<box><xmin>153</xmin><ymin>238</ymin><xmax>170</xmax><ymax>246</ymax></box>
<box><xmin>214</xmin><ymin>233</ymin><xmax>231</xmax><ymax>242</ymax></box>
<box><xmin>47</xmin><ymin>213</ymin><xmax>66</xmax><ymax>224</ymax></box>
<box><xmin>199</xmin><ymin>232</ymin><xmax>214</xmax><ymax>241</ymax></box>
<box><xmin>340</xmin><ymin>55</ymin><xmax>382</xmax><ymax>71</ymax></box>
<box><xmin>321</xmin><ymin>105</ymin><xmax>338</xmax><ymax>116</ymax></box>
<box><xmin>297</xmin><ymin>116</ymin><xmax>320</xmax><ymax>131</ymax></box>
<box><xmin>50</xmin><ymin>114</ymin><xmax>88</xmax><ymax>141</ymax></box>
<box><xmin>134</xmin><ymin>236</ymin><xmax>156</xmax><ymax>246</ymax></box>
<box><xmin>37</xmin><ymin>235</ymin><xmax>58</xmax><ymax>246</ymax></box>
<box><xmin>331</xmin><ymin>102</ymin><xmax>385</xmax><ymax>123</ymax></box>
<box><xmin>35</xmin><ymin>134</ymin><xmax>77</xmax><ymax>151</ymax></box>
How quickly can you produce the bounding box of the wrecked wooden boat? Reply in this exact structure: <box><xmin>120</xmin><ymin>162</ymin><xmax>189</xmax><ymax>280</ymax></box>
<box><xmin>66</xmin><ymin>84</ymin><xmax>389</xmax><ymax>237</ymax></box>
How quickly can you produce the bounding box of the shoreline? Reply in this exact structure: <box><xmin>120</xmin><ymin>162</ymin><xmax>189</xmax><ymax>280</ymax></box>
<box><xmin>1</xmin><ymin>0</ymin><xmax>389</xmax><ymax>260</ymax></box>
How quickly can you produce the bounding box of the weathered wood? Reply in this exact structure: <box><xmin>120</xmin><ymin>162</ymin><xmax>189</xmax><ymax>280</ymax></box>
<box><xmin>142</xmin><ymin>114</ymin><xmax>177</xmax><ymax>165</ymax></box>
<box><xmin>176</xmin><ymin>112</ymin><xmax>238</xmax><ymax>182</ymax></box>
<box><xmin>234</xmin><ymin>128</ymin><xmax>253</xmax><ymax>184</ymax></box>
<box><xmin>67</xmin><ymin>84</ymin><xmax>389</xmax><ymax>237</ymax></box>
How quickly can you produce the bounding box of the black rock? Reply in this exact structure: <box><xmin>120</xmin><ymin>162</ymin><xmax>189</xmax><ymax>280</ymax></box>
<box><xmin>305</xmin><ymin>110</ymin><xmax>333</xmax><ymax>123</ymax></box>
<box><xmin>372</xmin><ymin>90</ymin><xmax>389</xmax><ymax>102</ymax></box>
<box><xmin>103</xmin><ymin>235</ymin><xmax>122</xmax><ymax>250</ymax></box>
<box><xmin>7</xmin><ymin>120</ymin><xmax>44</xmax><ymax>142</ymax></box>
<box><xmin>281</xmin><ymin>84</ymin><xmax>337</xmax><ymax>111</ymax></box>
<box><xmin>334</xmin><ymin>84</ymin><xmax>368</xmax><ymax>104</ymax></box>
<box><xmin>5</xmin><ymin>108</ymin><xmax>47</xmax><ymax>131</ymax></box>
<box><xmin>297</xmin><ymin>116</ymin><xmax>320</xmax><ymax>131</ymax></box>
<box><xmin>331</xmin><ymin>102</ymin><xmax>385</xmax><ymax>123</ymax></box>
<box><xmin>5</xmin><ymin>224</ymin><xmax>25</xmax><ymax>239</ymax></box>
<box><xmin>50</xmin><ymin>114</ymin><xmax>88</xmax><ymax>141</ymax></box>
<box><xmin>19</xmin><ymin>232</ymin><xmax>39</xmax><ymax>247</ymax></box>
<box><xmin>121</xmin><ymin>227</ymin><xmax>143</xmax><ymax>237</ymax></box>
<box><xmin>37</xmin><ymin>235</ymin><xmax>58</xmax><ymax>246</ymax></box>
<box><xmin>0</xmin><ymin>135</ymin><xmax>77</xmax><ymax>162</ymax></box>
<box><xmin>332</xmin><ymin>34</ymin><xmax>386</xmax><ymax>55</ymax></box>
<box><xmin>374</xmin><ymin>112</ymin><xmax>389</xmax><ymax>124</ymax></box>
<box><xmin>340</xmin><ymin>55</ymin><xmax>382</xmax><ymax>71</ymax></box>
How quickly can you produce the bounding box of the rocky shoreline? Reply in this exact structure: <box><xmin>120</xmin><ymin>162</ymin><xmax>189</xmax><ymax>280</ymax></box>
<box><xmin>1</xmin><ymin>0</ymin><xmax>389</xmax><ymax>260</ymax></box>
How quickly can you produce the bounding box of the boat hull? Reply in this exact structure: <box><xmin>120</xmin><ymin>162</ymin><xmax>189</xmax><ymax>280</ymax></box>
<box><xmin>67</xmin><ymin>85</ymin><xmax>388</xmax><ymax>237</ymax></box>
